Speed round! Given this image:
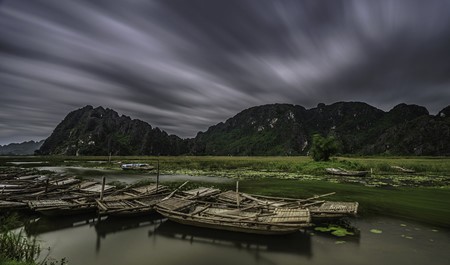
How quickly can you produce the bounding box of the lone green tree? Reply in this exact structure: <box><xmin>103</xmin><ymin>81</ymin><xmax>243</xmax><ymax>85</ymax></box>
<box><xmin>310</xmin><ymin>134</ymin><xmax>339</xmax><ymax>161</ymax></box>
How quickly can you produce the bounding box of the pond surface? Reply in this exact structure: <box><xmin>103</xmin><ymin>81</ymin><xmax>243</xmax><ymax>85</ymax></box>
<box><xmin>22</xmin><ymin>215</ymin><xmax>449</xmax><ymax>265</ymax></box>
<box><xmin>37</xmin><ymin>166</ymin><xmax>231</xmax><ymax>184</ymax></box>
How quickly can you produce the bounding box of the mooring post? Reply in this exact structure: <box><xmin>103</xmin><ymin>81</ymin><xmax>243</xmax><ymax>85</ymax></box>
<box><xmin>100</xmin><ymin>176</ymin><xmax>106</xmax><ymax>201</ymax></box>
<box><xmin>45</xmin><ymin>178</ymin><xmax>49</xmax><ymax>193</ymax></box>
<box><xmin>156</xmin><ymin>159</ymin><xmax>160</xmax><ymax>191</ymax></box>
<box><xmin>236</xmin><ymin>181</ymin><xmax>240</xmax><ymax>208</ymax></box>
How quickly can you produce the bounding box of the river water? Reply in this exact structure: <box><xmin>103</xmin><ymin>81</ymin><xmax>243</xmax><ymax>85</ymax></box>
<box><xmin>22</xmin><ymin>214</ymin><xmax>448</xmax><ymax>265</ymax></box>
<box><xmin>37</xmin><ymin>166</ymin><xmax>232</xmax><ymax>184</ymax></box>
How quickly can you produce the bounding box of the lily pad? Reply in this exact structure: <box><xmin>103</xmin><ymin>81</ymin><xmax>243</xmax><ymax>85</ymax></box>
<box><xmin>400</xmin><ymin>224</ymin><xmax>407</xmax><ymax>227</ymax></box>
<box><xmin>314</xmin><ymin>225</ymin><xmax>354</xmax><ymax>237</ymax></box>
<box><xmin>335</xmin><ymin>241</ymin><xmax>346</xmax><ymax>244</ymax></box>
<box><xmin>370</xmin><ymin>229</ymin><xmax>383</xmax><ymax>234</ymax></box>
<box><xmin>315</xmin><ymin>226</ymin><xmax>333</xmax><ymax>232</ymax></box>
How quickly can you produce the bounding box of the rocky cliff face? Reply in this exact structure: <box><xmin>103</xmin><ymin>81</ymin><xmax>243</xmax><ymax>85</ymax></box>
<box><xmin>191</xmin><ymin>102</ymin><xmax>450</xmax><ymax>156</ymax></box>
<box><xmin>36</xmin><ymin>103</ymin><xmax>450</xmax><ymax>156</ymax></box>
<box><xmin>37</xmin><ymin>106</ymin><xmax>188</xmax><ymax>156</ymax></box>
<box><xmin>191</xmin><ymin>104</ymin><xmax>309</xmax><ymax>155</ymax></box>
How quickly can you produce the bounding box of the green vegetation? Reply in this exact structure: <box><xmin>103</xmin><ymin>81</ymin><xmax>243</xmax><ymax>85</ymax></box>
<box><xmin>0</xmin><ymin>215</ymin><xmax>67</xmax><ymax>265</ymax></box>
<box><xmin>235</xmin><ymin>179</ymin><xmax>450</xmax><ymax>228</ymax></box>
<box><xmin>309</xmin><ymin>134</ymin><xmax>339</xmax><ymax>161</ymax></box>
<box><xmin>314</xmin><ymin>225</ymin><xmax>355</xmax><ymax>237</ymax></box>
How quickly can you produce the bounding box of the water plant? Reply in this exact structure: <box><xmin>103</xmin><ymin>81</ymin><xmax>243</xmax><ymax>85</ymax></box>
<box><xmin>314</xmin><ymin>225</ymin><xmax>355</xmax><ymax>237</ymax></box>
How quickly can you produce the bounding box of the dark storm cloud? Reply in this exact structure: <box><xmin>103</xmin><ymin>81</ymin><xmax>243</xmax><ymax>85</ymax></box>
<box><xmin>1</xmin><ymin>0</ymin><xmax>449</xmax><ymax>144</ymax></box>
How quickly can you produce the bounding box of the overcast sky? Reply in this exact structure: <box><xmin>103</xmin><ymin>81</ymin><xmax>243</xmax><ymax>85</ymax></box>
<box><xmin>1</xmin><ymin>0</ymin><xmax>450</xmax><ymax>144</ymax></box>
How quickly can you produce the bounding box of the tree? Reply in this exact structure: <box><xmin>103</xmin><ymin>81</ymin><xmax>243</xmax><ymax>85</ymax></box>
<box><xmin>310</xmin><ymin>134</ymin><xmax>339</xmax><ymax>161</ymax></box>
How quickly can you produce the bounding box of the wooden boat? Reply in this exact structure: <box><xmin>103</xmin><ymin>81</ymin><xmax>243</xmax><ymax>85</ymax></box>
<box><xmin>180</xmin><ymin>187</ymin><xmax>221</xmax><ymax>200</ymax></box>
<box><xmin>391</xmin><ymin>166</ymin><xmax>415</xmax><ymax>173</ymax></box>
<box><xmin>216</xmin><ymin>191</ymin><xmax>358</xmax><ymax>219</ymax></box>
<box><xmin>26</xmin><ymin>180</ymin><xmax>117</xmax><ymax>216</ymax></box>
<box><xmin>27</xmin><ymin>197</ymin><xmax>97</xmax><ymax>216</ymax></box>
<box><xmin>325</xmin><ymin>168</ymin><xmax>369</xmax><ymax>176</ymax></box>
<box><xmin>96</xmin><ymin>184</ymin><xmax>170</xmax><ymax>216</ymax></box>
<box><xmin>121</xmin><ymin>163</ymin><xmax>154</xmax><ymax>170</ymax></box>
<box><xmin>0</xmin><ymin>200</ymin><xmax>28</xmax><ymax>211</ymax></box>
<box><xmin>156</xmin><ymin>198</ymin><xmax>311</xmax><ymax>235</ymax></box>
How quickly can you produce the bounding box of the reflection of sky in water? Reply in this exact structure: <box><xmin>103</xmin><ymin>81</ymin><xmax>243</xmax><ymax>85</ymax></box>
<box><xmin>37</xmin><ymin>166</ymin><xmax>231</xmax><ymax>184</ymax></box>
<box><xmin>8</xmin><ymin>161</ymin><xmax>49</xmax><ymax>164</ymax></box>
<box><xmin>26</xmin><ymin>215</ymin><xmax>449</xmax><ymax>265</ymax></box>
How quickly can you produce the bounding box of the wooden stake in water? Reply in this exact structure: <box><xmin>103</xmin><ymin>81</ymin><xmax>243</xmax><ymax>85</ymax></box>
<box><xmin>236</xmin><ymin>181</ymin><xmax>240</xmax><ymax>208</ymax></box>
<box><xmin>156</xmin><ymin>159</ymin><xmax>160</xmax><ymax>191</ymax></box>
<box><xmin>108</xmin><ymin>152</ymin><xmax>112</xmax><ymax>164</ymax></box>
<box><xmin>45</xmin><ymin>178</ymin><xmax>49</xmax><ymax>193</ymax></box>
<box><xmin>100</xmin><ymin>176</ymin><xmax>106</xmax><ymax>201</ymax></box>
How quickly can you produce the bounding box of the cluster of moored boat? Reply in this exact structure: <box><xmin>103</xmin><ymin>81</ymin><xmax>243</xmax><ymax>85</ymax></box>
<box><xmin>1</xmin><ymin>171</ymin><xmax>358</xmax><ymax>235</ymax></box>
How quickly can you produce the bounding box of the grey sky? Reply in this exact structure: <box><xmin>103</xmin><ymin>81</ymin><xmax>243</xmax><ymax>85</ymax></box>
<box><xmin>1</xmin><ymin>0</ymin><xmax>449</xmax><ymax>144</ymax></box>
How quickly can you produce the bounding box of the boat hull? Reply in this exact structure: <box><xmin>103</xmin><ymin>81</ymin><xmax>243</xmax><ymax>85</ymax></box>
<box><xmin>157</xmin><ymin>208</ymin><xmax>309</xmax><ymax>235</ymax></box>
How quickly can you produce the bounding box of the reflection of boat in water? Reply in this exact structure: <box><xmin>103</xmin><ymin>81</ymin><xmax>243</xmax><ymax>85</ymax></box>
<box><xmin>25</xmin><ymin>213</ymin><xmax>98</xmax><ymax>236</ymax></box>
<box><xmin>153</xmin><ymin>219</ymin><xmax>312</xmax><ymax>258</ymax></box>
<box><xmin>94</xmin><ymin>214</ymin><xmax>166</xmax><ymax>253</ymax></box>
<box><xmin>94</xmin><ymin>214</ymin><xmax>165</xmax><ymax>238</ymax></box>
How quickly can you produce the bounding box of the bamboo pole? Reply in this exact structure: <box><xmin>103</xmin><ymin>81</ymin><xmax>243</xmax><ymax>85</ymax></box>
<box><xmin>236</xmin><ymin>181</ymin><xmax>239</xmax><ymax>208</ymax></box>
<box><xmin>163</xmin><ymin>181</ymin><xmax>189</xmax><ymax>200</ymax></box>
<box><xmin>156</xmin><ymin>159</ymin><xmax>160</xmax><ymax>192</ymax></box>
<box><xmin>100</xmin><ymin>176</ymin><xmax>106</xmax><ymax>201</ymax></box>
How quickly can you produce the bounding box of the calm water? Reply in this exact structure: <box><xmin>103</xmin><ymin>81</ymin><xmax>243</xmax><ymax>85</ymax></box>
<box><xmin>22</xmin><ymin>214</ymin><xmax>449</xmax><ymax>265</ymax></box>
<box><xmin>37</xmin><ymin>166</ymin><xmax>231</xmax><ymax>184</ymax></box>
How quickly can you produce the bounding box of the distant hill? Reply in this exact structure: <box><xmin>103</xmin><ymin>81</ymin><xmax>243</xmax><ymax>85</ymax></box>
<box><xmin>0</xmin><ymin>140</ymin><xmax>44</xmax><ymax>155</ymax></box>
<box><xmin>37</xmin><ymin>106</ymin><xmax>188</xmax><ymax>156</ymax></box>
<box><xmin>36</xmin><ymin>102</ymin><xmax>450</xmax><ymax>156</ymax></box>
<box><xmin>191</xmin><ymin>102</ymin><xmax>450</xmax><ymax>156</ymax></box>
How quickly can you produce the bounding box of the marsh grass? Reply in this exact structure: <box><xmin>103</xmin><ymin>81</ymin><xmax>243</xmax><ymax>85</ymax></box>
<box><xmin>0</xmin><ymin>215</ymin><xmax>67</xmax><ymax>265</ymax></box>
<box><xmin>0</xmin><ymin>230</ymin><xmax>40</xmax><ymax>263</ymax></box>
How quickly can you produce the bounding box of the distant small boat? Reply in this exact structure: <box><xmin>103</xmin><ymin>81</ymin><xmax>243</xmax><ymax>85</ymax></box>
<box><xmin>391</xmin><ymin>166</ymin><xmax>415</xmax><ymax>173</ymax></box>
<box><xmin>121</xmin><ymin>163</ymin><xmax>154</xmax><ymax>170</ymax></box>
<box><xmin>325</xmin><ymin>168</ymin><xmax>369</xmax><ymax>177</ymax></box>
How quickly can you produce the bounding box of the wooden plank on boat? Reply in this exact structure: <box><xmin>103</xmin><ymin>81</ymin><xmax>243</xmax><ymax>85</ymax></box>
<box><xmin>0</xmin><ymin>200</ymin><xmax>27</xmax><ymax>209</ymax></box>
<box><xmin>51</xmin><ymin>178</ymin><xmax>80</xmax><ymax>186</ymax></box>
<box><xmin>183</xmin><ymin>187</ymin><xmax>221</xmax><ymax>199</ymax></box>
<box><xmin>79</xmin><ymin>181</ymin><xmax>97</xmax><ymax>189</ymax></box>
<box><xmin>131</xmin><ymin>184</ymin><xmax>167</xmax><ymax>194</ymax></box>
<box><xmin>15</xmin><ymin>175</ymin><xmax>41</xmax><ymax>180</ymax></box>
<box><xmin>217</xmin><ymin>190</ymin><xmax>246</xmax><ymax>204</ymax></box>
<box><xmin>157</xmin><ymin>198</ymin><xmax>195</xmax><ymax>211</ymax></box>
<box><xmin>261</xmin><ymin>208</ymin><xmax>310</xmax><ymax>223</ymax></box>
<box><xmin>28</xmin><ymin>199</ymin><xmax>73</xmax><ymax>209</ymax></box>
<box><xmin>310</xmin><ymin>201</ymin><xmax>358</xmax><ymax>214</ymax></box>
<box><xmin>80</xmin><ymin>184</ymin><xmax>114</xmax><ymax>193</ymax></box>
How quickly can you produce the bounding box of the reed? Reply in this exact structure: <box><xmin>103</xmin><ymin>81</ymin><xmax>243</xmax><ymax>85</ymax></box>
<box><xmin>0</xmin><ymin>215</ymin><xmax>67</xmax><ymax>265</ymax></box>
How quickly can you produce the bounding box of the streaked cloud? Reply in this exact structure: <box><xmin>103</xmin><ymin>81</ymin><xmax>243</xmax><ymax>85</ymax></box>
<box><xmin>1</xmin><ymin>0</ymin><xmax>449</xmax><ymax>144</ymax></box>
